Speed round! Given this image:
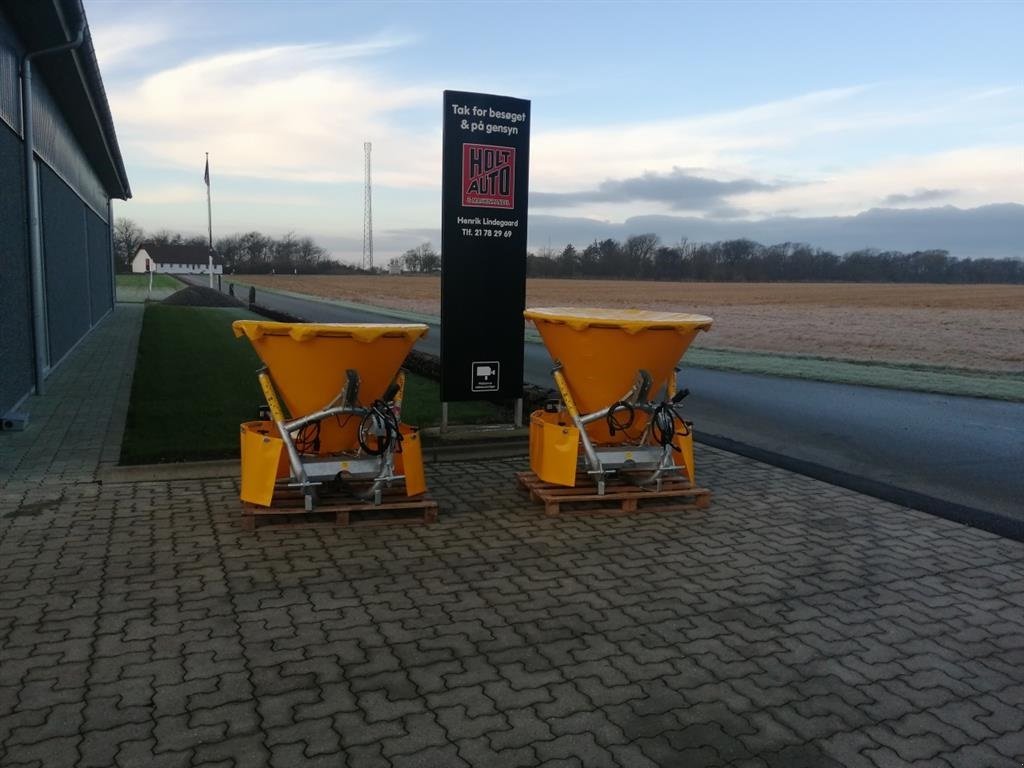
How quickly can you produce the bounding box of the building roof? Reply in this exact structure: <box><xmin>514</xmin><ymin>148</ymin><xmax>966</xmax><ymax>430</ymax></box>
<box><xmin>137</xmin><ymin>243</ymin><xmax>221</xmax><ymax>266</ymax></box>
<box><xmin>4</xmin><ymin>0</ymin><xmax>131</xmax><ymax>199</ymax></box>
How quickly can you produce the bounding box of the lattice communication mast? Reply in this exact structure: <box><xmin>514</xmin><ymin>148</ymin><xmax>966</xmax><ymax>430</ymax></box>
<box><xmin>362</xmin><ymin>141</ymin><xmax>373</xmax><ymax>271</ymax></box>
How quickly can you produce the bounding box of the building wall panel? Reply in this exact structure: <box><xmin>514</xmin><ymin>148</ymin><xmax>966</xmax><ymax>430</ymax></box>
<box><xmin>86</xmin><ymin>208</ymin><xmax>112</xmax><ymax>323</ymax></box>
<box><xmin>41</xmin><ymin>163</ymin><xmax>91</xmax><ymax>366</ymax></box>
<box><xmin>0</xmin><ymin>7</ymin><xmax>21</xmax><ymax>135</ymax></box>
<box><xmin>0</xmin><ymin>10</ymin><xmax>118</xmax><ymax>411</ymax></box>
<box><xmin>31</xmin><ymin>76</ymin><xmax>108</xmax><ymax>219</ymax></box>
<box><xmin>0</xmin><ymin>9</ymin><xmax>108</xmax><ymax>220</ymax></box>
<box><xmin>0</xmin><ymin>122</ymin><xmax>33</xmax><ymax>414</ymax></box>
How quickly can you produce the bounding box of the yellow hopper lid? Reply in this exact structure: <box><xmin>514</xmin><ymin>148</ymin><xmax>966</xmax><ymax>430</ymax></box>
<box><xmin>524</xmin><ymin>307</ymin><xmax>712</xmax><ymax>415</ymax></box>
<box><xmin>524</xmin><ymin>307</ymin><xmax>712</xmax><ymax>335</ymax></box>
<box><xmin>233</xmin><ymin>320</ymin><xmax>428</xmax><ymax>454</ymax></box>
<box><xmin>233</xmin><ymin>320</ymin><xmax>428</xmax><ymax>344</ymax></box>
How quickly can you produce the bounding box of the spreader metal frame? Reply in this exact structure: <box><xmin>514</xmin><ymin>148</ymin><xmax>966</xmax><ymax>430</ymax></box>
<box><xmin>549</xmin><ymin>361</ymin><xmax>691</xmax><ymax>496</ymax></box>
<box><xmin>257</xmin><ymin>367</ymin><xmax>409</xmax><ymax>510</ymax></box>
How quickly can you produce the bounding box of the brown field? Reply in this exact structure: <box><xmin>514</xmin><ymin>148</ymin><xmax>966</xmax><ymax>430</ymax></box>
<box><xmin>240</xmin><ymin>275</ymin><xmax>1024</xmax><ymax>373</ymax></box>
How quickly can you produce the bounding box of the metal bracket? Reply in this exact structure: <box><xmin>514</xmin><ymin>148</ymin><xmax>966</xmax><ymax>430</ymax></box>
<box><xmin>1</xmin><ymin>411</ymin><xmax>29</xmax><ymax>431</ymax></box>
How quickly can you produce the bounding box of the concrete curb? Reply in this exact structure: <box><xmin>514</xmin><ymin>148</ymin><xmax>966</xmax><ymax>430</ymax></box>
<box><xmin>97</xmin><ymin>429</ymin><xmax>533</xmax><ymax>483</ymax></box>
<box><xmin>97</xmin><ymin>459</ymin><xmax>240</xmax><ymax>483</ymax></box>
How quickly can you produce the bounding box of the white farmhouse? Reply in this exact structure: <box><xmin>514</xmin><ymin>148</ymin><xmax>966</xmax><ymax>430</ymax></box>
<box><xmin>131</xmin><ymin>243</ymin><xmax>223</xmax><ymax>275</ymax></box>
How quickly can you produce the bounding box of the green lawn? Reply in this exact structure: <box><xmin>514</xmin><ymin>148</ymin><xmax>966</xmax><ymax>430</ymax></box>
<box><xmin>401</xmin><ymin>375</ymin><xmax>504</xmax><ymax>427</ymax></box>
<box><xmin>116</xmin><ymin>273</ymin><xmax>184</xmax><ymax>290</ymax></box>
<box><xmin>121</xmin><ymin>304</ymin><xmax>501</xmax><ymax>464</ymax></box>
<box><xmin>685</xmin><ymin>347</ymin><xmax>1024</xmax><ymax>402</ymax></box>
<box><xmin>116</xmin><ymin>273</ymin><xmax>185</xmax><ymax>303</ymax></box>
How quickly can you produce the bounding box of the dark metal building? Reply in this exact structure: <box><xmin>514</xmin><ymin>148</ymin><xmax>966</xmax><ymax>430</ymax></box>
<box><xmin>0</xmin><ymin>0</ymin><xmax>130</xmax><ymax>424</ymax></box>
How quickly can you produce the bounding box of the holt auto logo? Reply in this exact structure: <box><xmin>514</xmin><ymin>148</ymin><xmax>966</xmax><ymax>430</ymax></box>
<box><xmin>462</xmin><ymin>144</ymin><xmax>515</xmax><ymax>209</ymax></box>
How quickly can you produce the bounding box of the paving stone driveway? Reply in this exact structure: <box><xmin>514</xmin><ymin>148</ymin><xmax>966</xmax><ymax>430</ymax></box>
<box><xmin>2</xmin><ymin>446</ymin><xmax>1023</xmax><ymax>768</ymax></box>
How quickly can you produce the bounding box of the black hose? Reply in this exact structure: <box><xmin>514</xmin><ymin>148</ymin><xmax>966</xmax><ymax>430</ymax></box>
<box><xmin>651</xmin><ymin>401</ymin><xmax>691</xmax><ymax>448</ymax></box>
<box><xmin>358</xmin><ymin>400</ymin><xmax>402</xmax><ymax>456</ymax></box>
<box><xmin>606</xmin><ymin>401</ymin><xmax>636</xmax><ymax>436</ymax></box>
<box><xmin>293</xmin><ymin>421</ymin><xmax>320</xmax><ymax>454</ymax></box>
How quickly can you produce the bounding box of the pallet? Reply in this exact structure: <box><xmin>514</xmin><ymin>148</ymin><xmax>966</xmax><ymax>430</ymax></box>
<box><xmin>241</xmin><ymin>485</ymin><xmax>438</xmax><ymax>530</ymax></box>
<box><xmin>516</xmin><ymin>471</ymin><xmax>711</xmax><ymax>517</ymax></box>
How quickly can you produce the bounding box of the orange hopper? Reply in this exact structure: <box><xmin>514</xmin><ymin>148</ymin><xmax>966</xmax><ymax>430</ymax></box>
<box><xmin>232</xmin><ymin>320</ymin><xmax>428</xmax><ymax>508</ymax></box>
<box><xmin>524</xmin><ymin>307</ymin><xmax>712</xmax><ymax>490</ymax></box>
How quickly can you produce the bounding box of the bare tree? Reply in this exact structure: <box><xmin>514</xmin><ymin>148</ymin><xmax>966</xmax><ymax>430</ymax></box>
<box><xmin>625</xmin><ymin>233</ymin><xmax>659</xmax><ymax>277</ymax></box>
<box><xmin>403</xmin><ymin>242</ymin><xmax>440</xmax><ymax>273</ymax></box>
<box><xmin>416</xmin><ymin>243</ymin><xmax>441</xmax><ymax>273</ymax></box>
<box><xmin>295</xmin><ymin>237</ymin><xmax>327</xmax><ymax>270</ymax></box>
<box><xmin>113</xmin><ymin>218</ymin><xmax>143</xmax><ymax>271</ymax></box>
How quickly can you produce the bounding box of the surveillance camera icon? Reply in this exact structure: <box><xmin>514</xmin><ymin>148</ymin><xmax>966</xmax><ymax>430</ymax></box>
<box><xmin>471</xmin><ymin>361</ymin><xmax>500</xmax><ymax>392</ymax></box>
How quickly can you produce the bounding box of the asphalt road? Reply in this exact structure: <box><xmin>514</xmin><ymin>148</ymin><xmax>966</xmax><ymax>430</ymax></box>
<box><xmin>202</xmin><ymin>277</ymin><xmax>1024</xmax><ymax>527</ymax></box>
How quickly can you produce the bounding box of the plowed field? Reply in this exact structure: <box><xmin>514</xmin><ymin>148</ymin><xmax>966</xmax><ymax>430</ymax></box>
<box><xmin>238</xmin><ymin>275</ymin><xmax>1024</xmax><ymax>373</ymax></box>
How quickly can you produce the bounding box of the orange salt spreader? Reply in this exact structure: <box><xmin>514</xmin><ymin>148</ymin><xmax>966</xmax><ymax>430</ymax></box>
<box><xmin>233</xmin><ymin>320</ymin><xmax>429</xmax><ymax>510</ymax></box>
<box><xmin>524</xmin><ymin>308</ymin><xmax>712</xmax><ymax>494</ymax></box>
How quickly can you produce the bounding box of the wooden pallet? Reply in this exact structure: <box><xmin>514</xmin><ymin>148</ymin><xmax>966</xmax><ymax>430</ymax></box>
<box><xmin>241</xmin><ymin>485</ymin><xmax>438</xmax><ymax>530</ymax></box>
<box><xmin>516</xmin><ymin>471</ymin><xmax>711</xmax><ymax>517</ymax></box>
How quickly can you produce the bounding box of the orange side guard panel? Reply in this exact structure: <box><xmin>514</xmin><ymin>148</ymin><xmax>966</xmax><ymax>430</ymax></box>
<box><xmin>395</xmin><ymin>424</ymin><xmax>426</xmax><ymax>497</ymax></box>
<box><xmin>529</xmin><ymin>410</ymin><xmax>580</xmax><ymax>487</ymax></box>
<box><xmin>240</xmin><ymin>421</ymin><xmax>288</xmax><ymax>506</ymax></box>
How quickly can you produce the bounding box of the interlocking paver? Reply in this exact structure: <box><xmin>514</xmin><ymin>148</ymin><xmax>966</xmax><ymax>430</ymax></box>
<box><xmin>608</xmin><ymin>742</ymin><xmax>660</xmax><ymax>768</ymax></box>
<box><xmin>332</xmin><ymin>711</ymin><xmax>404</xmax><ymax>748</ymax></box>
<box><xmin>936</xmin><ymin>742</ymin><xmax>1019</xmax><ymax>768</ymax></box>
<box><xmin>435</xmin><ymin>703</ymin><xmax>507</xmax><ymax>740</ymax></box>
<box><xmin>379</xmin><ymin>711</ymin><xmax>449</xmax><ymax>757</ymax></box>
<box><xmin>390</xmin><ymin>743</ymin><xmax>469</xmax><ymax>768</ymax></box>
<box><xmin>78</xmin><ymin>723</ymin><xmax>153</xmax><ymax>768</ymax></box>
<box><xmin>152</xmin><ymin>714</ymin><xmax>224</xmax><ymax>754</ymax></box>
<box><xmin>634</xmin><ymin>733</ymin><xmax>719</xmax><ymax>767</ymax></box>
<box><xmin>191</xmin><ymin>732</ymin><xmax>270</xmax><ymax>766</ymax></box>
<box><xmin>1</xmin><ymin>734</ymin><xmax>82</xmax><ymax>768</ymax></box>
<box><xmin>456</xmin><ymin>736</ymin><xmax>536</xmax><ymax>768</ymax></box>
<box><xmin>111</xmin><ymin>739</ymin><xmax>192</xmax><ymax>768</ymax></box>
<box><xmin>488</xmin><ymin>707</ymin><xmax>555</xmax><ymax>751</ymax></box>
<box><xmin>988</xmin><ymin>729</ymin><xmax>1024</xmax><ymax>762</ymax></box>
<box><xmin>4</xmin><ymin>303</ymin><xmax>1024</xmax><ymax>766</ymax></box>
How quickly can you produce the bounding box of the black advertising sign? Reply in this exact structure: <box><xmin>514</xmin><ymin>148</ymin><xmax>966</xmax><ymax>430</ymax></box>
<box><xmin>441</xmin><ymin>90</ymin><xmax>530</xmax><ymax>401</ymax></box>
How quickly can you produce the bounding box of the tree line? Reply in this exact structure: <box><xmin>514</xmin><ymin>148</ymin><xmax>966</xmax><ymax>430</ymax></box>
<box><xmin>114</xmin><ymin>219</ymin><xmax>447</xmax><ymax>275</ymax></box>
<box><xmin>115</xmin><ymin>219</ymin><xmax>1023</xmax><ymax>283</ymax></box>
<box><xmin>114</xmin><ymin>219</ymin><xmax>355</xmax><ymax>274</ymax></box>
<box><xmin>526</xmin><ymin>235</ymin><xmax>1024</xmax><ymax>283</ymax></box>
<box><xmin>388</xmin><ymin>243</ymin><xmax>440</xmax><ymax>273</ymax></box>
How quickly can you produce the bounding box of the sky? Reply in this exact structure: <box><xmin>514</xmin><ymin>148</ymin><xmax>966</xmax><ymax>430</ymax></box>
<box><xmin>87</xmin><ymin>0</ymin><xmax>1024</xmax><ymax>262</ymax></box>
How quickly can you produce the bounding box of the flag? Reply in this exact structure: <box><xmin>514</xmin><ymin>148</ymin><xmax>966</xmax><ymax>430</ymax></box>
<box><xmin>203</xmin><ymin>155</ymin><xmax>209</xmax><ymax>187</ymax></box>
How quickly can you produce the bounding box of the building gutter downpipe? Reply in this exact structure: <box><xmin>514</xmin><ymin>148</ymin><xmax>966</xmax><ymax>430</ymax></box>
<box><xmin>108</xmin><ymin>199</ymin><xmax>116</xmax><ymax>311</ymax></box>
<box><xmin>22</xmin><ymin>22</ymin><xmax>86</xmax><ymax>396</ymax></box>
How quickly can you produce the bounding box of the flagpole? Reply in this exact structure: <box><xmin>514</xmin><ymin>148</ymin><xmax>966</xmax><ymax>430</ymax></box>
<box><xmin>205</xmin><ymin>152</ymin><xmax>213</xmax><ymax>287</ymax></box>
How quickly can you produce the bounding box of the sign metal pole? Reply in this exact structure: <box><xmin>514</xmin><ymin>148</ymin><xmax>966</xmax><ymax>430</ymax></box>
<box><xmin>206</xmin><ymin>152</ymin><xmax>214</xmax><ymax>288</ymax></box>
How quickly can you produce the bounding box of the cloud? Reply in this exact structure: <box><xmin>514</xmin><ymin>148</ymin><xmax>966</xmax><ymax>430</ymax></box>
<box><xmin>515</xmin><ymin>204</ymin><xmax>1024</xmax><ymax>259</ymax></box>
<box><xmin>527</xmin><ymin>84</ymin><xmax>1022</xmax><ymax>218</ymax></box>
<box><xmin>882</xmin><ymin>188</ymin><xmax>955</xmax><ymax>205</ymax></box>
<box><xmin>531</xmin><ymin>168</ymin><xmax>787</xmax><ymax>211</ymax></box>
<box><xmin>738</xmin><ymin>146</ymin><xmax>1023</xmax><ymax>218</ymax></box>
<box><xmin>102</xmin><ymin>20</ymin><xmax>1023</xmax><ymax>249</ymax></box>
<box><xmin>108</xmin><ymin>37</ymin><xmax>438</xmax><ymax>188</ymax></box>
<box><xmin>530</xmin><ymin>86</ymin><xmax>875</xmax><ymax>193</ymax></box>
<box><xmin>89</xmin><ymin>20</ymin><xmax>171</xmax><ymax>68</ymax></box>
<box><xmin>123</xmin><ymin>182</ymin><xmax>325</xmax><ymax>208</ymax></box>
<box><xmin>707</xmin><ymin>206</ymin><xmax>751</xmax><ymax>220</ymax></box>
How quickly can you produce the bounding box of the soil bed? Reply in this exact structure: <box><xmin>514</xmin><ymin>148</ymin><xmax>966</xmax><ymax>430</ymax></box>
<box><xmin>237</xmin><ymin>275</ymin><xmax>1024</xmax><ymax>374</ymax></box>
<box><xmin>162</xmin><ymin>285</ymin><xmax>245</xmax><ymax>308</ymax></box>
